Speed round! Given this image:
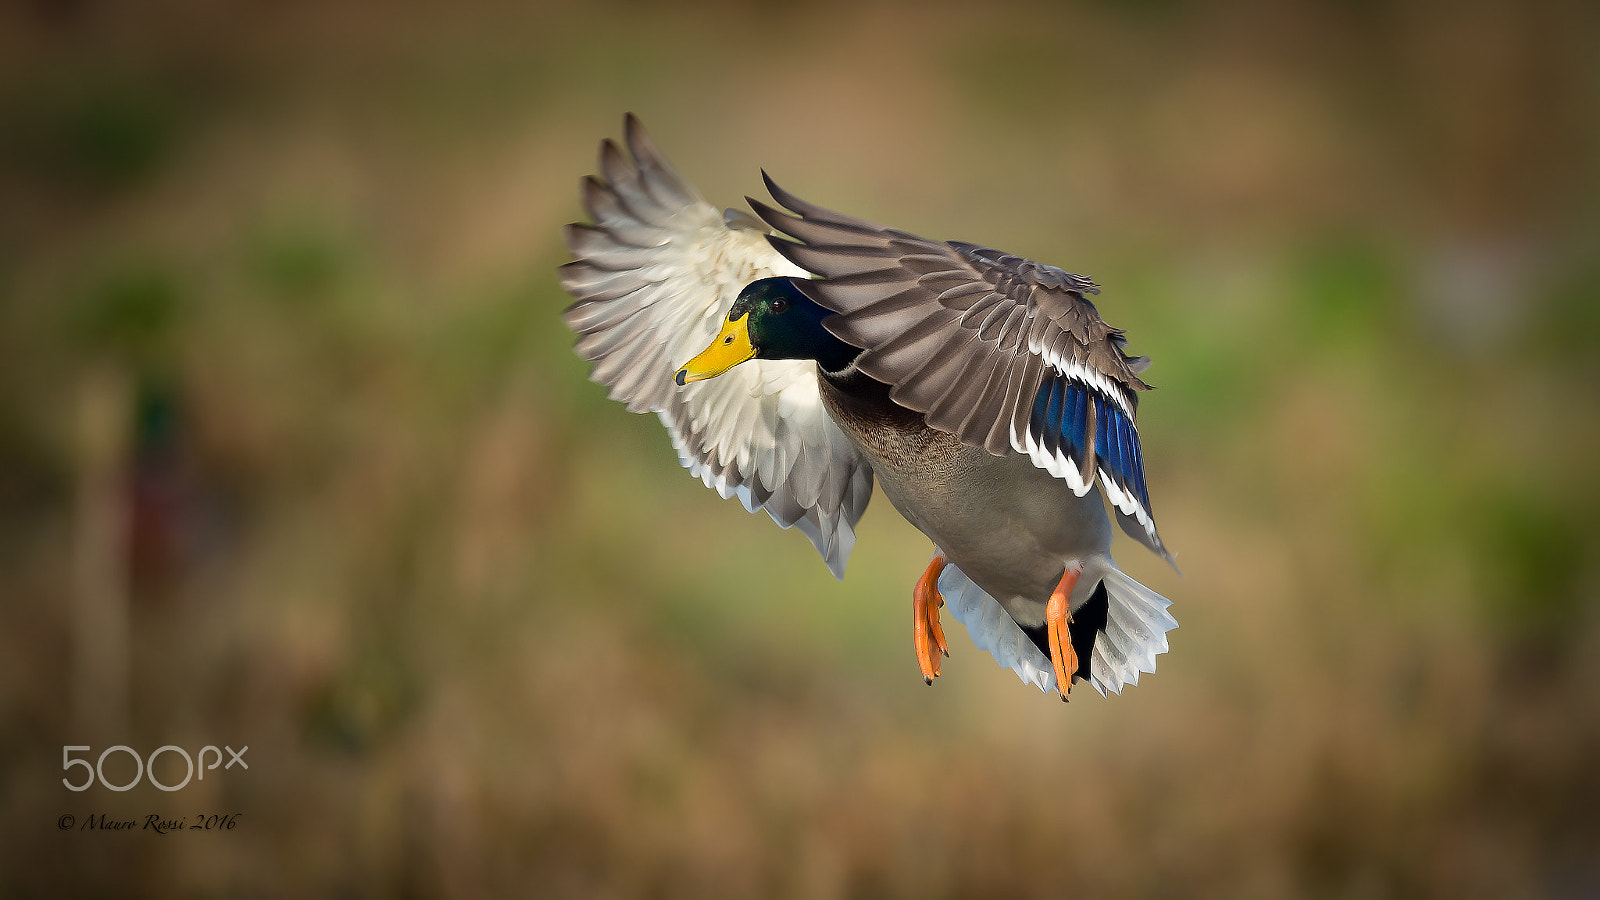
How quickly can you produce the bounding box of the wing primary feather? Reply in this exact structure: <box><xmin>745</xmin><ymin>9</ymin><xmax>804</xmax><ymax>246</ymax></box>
<box><xmin>598</xmin><ymin>140</ymin><xmax>667</xmax><ymax>227</ymax></box>
<box><xmin>827</xmin><ymin>267</ymin><xmax>920</xmax><ymax>287</ymax></box>
<box><xmin>863</xmin><ymin>315</ymin><xmax>958</xmax><ymax>379</ymax></box>
<box><xmin>624</xmin><ymin>114</ymin><xmax>700</xmax><ymax>209</ymax></box>
<box><xmin>764</xmin><ymin>171</ymin><xmax>855</xmax><ymax>222</ymax></box>
<box><xmin>564</xmin><ymin>285</ymin><xmax>654</xmax><ymax>334</ymax></box>
<box><xmin>769</xmin><ymin>239</ymin><xmax>898</xmax><ymax>277</ymax></box>
<box><xmin>580</xmin><ymin>177</ymin><xmax>661</xmax><ymax>246</ymax></box>
<box><xmin>860</xmin><ymin>309</ymin><xmax>962</xmax><ymax>375</ymax></box>
<box><xmin>747</xmin><ymin>197</ymin><xmax>801</xmax><ymax>233</ymax></box>
<box><xmin>597</xmin><ymin>138</ymin><xmax>633</xmax><ymax>189</ymax></box>
<box><xmin>767</xmin><ymin>213</ymin><xmax>885</xmax><ymax>252</ymax></box>
<box><xmin>808</xmin><ymin>277</ymin><xmax>925</xmax><ymax>314</ymax></box>
<box><xmin>899</xmin><ymin>254</ymin><xmax>959</xmax><ymax>276</ymax></box>
<box><xmin>822</xmin><ymin>290</ymin><xmax>936</xmax><ymax>347</ymax></box>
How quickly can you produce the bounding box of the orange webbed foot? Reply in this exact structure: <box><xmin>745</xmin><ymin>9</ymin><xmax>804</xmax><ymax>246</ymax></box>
<box><xmin>1046</xmin><ymin>565</ymin><xmax>1084</xmax><ymax>701</ymax></box>
<box><xmin>913</xmin><ymin>555</ymin><xmax>949</xmax><ymax>684</ymax></box>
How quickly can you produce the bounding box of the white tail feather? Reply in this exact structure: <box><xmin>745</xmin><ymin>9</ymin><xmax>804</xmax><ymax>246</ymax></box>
<box><xmin>938</xmin><ymin>558</ymin><xmax>1176</xmax><ymax>696</ymax></box>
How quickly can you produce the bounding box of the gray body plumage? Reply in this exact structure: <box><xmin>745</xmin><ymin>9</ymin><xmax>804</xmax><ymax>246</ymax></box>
<box><xmin>818</xmin><ymin>369</ymin><xmax>1110</xmax><ymax>629</ymax></box>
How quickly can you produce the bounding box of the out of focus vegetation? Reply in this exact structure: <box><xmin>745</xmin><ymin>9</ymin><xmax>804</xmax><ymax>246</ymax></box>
<box><xmin>2</xmin><ymin>0</ymin><xmax>1597</xmax><ymax>896</ymax></box>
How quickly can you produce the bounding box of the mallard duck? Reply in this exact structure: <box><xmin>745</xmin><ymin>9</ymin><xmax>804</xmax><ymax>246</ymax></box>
<box><xmin>560</xmin><ymin>115</ymin><xmax>1176</xmax><ymax>699</ymax></box>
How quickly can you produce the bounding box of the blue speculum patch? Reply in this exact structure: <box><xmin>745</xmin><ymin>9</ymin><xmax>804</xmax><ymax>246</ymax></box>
<box><xmin>1029</xmin><ymin>375</ymin><xmax>1152</xmax><ymax>514</ymax></box>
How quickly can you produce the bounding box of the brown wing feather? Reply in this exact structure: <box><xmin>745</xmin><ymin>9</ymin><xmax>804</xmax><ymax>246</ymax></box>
<box><xmin>754</xmin><ymin>175</ymin><xmax>1171</xmax><ymax>561</ymax></box>
<box><xmin>753</xmin><ymin>175</ymin><xmax>1150</xmax><ymax>453</ymax></box>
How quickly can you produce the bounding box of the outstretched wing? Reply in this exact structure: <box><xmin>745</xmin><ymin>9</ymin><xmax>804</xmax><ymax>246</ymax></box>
<box><xmin>749</xmin><ymin>177</ymin><xmax>1170</xmax><ymax>561</ymax></box>
<box><xmin>560</xmin><ymin>116</ymin><xmax>874</xmax><ymax>577</ymax></box>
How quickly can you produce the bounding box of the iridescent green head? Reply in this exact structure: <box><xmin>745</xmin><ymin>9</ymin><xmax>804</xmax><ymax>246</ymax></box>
<box><xmin>676</xmin><ymin>278</ymin><xmax>859</xmax><ymax>384</ymax></box>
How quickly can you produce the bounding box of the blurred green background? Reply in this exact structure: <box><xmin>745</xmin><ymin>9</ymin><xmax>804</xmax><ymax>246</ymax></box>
<box><xmin>2</xmin><ymin>0</ymin><xmax>1598</xmax><ymax>896</ymax></box>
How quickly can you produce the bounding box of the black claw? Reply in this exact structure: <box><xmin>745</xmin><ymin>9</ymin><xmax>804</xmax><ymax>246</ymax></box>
<box><xmin>924</xmin><ymin>677</ymin><xmax>933</xmax><ymax>686</ymax></box>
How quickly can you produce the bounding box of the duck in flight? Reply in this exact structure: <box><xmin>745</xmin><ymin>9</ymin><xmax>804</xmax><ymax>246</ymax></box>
<box><xmin>561</xmin><ymin>115</ymin><xmax>1177</xmax><ymax>699</ymax></box>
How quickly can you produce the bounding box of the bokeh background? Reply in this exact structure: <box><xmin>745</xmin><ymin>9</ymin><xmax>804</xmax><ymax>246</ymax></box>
<box><xmin>3</xmin><ymin>0</ymin><xmax>1598</xmax><ymax>896</ymax></box>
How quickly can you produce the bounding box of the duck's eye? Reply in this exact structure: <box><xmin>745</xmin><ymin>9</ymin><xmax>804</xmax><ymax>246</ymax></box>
<box><xmin>771</xmin><ymin>297</ymin><xmax>788</xmax><ymax>313</ymax></box>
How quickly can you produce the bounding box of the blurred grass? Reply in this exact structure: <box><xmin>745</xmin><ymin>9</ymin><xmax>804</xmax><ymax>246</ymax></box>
<box><xmin>2</xmin><ymin>0</ymin><xmax>1599</xmax><ymax>897</ymax></box>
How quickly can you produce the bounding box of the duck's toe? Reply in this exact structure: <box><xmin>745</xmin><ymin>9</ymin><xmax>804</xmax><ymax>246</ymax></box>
<box><xmin>913</xmin><ymin>554</ymin><xmax>949</xmax><ymax>683</ymax></box>
<box><xmin>1047</xmin><ymin>565</ymin><xmax>1084</xmax><ymax>701</ymax></box>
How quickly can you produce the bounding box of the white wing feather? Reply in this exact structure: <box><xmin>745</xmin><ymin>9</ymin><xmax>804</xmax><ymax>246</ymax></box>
<box><xmin>561</xmin><ymin>118</ymin><xmax>874</xmax><ymax>577</ymax></box>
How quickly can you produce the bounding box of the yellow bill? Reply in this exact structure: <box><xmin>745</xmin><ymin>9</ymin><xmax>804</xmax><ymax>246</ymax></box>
<box><xmin>676</xmin><ymin>314</ymin><xmax>756</xmax><ymax>385</ymax></box>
